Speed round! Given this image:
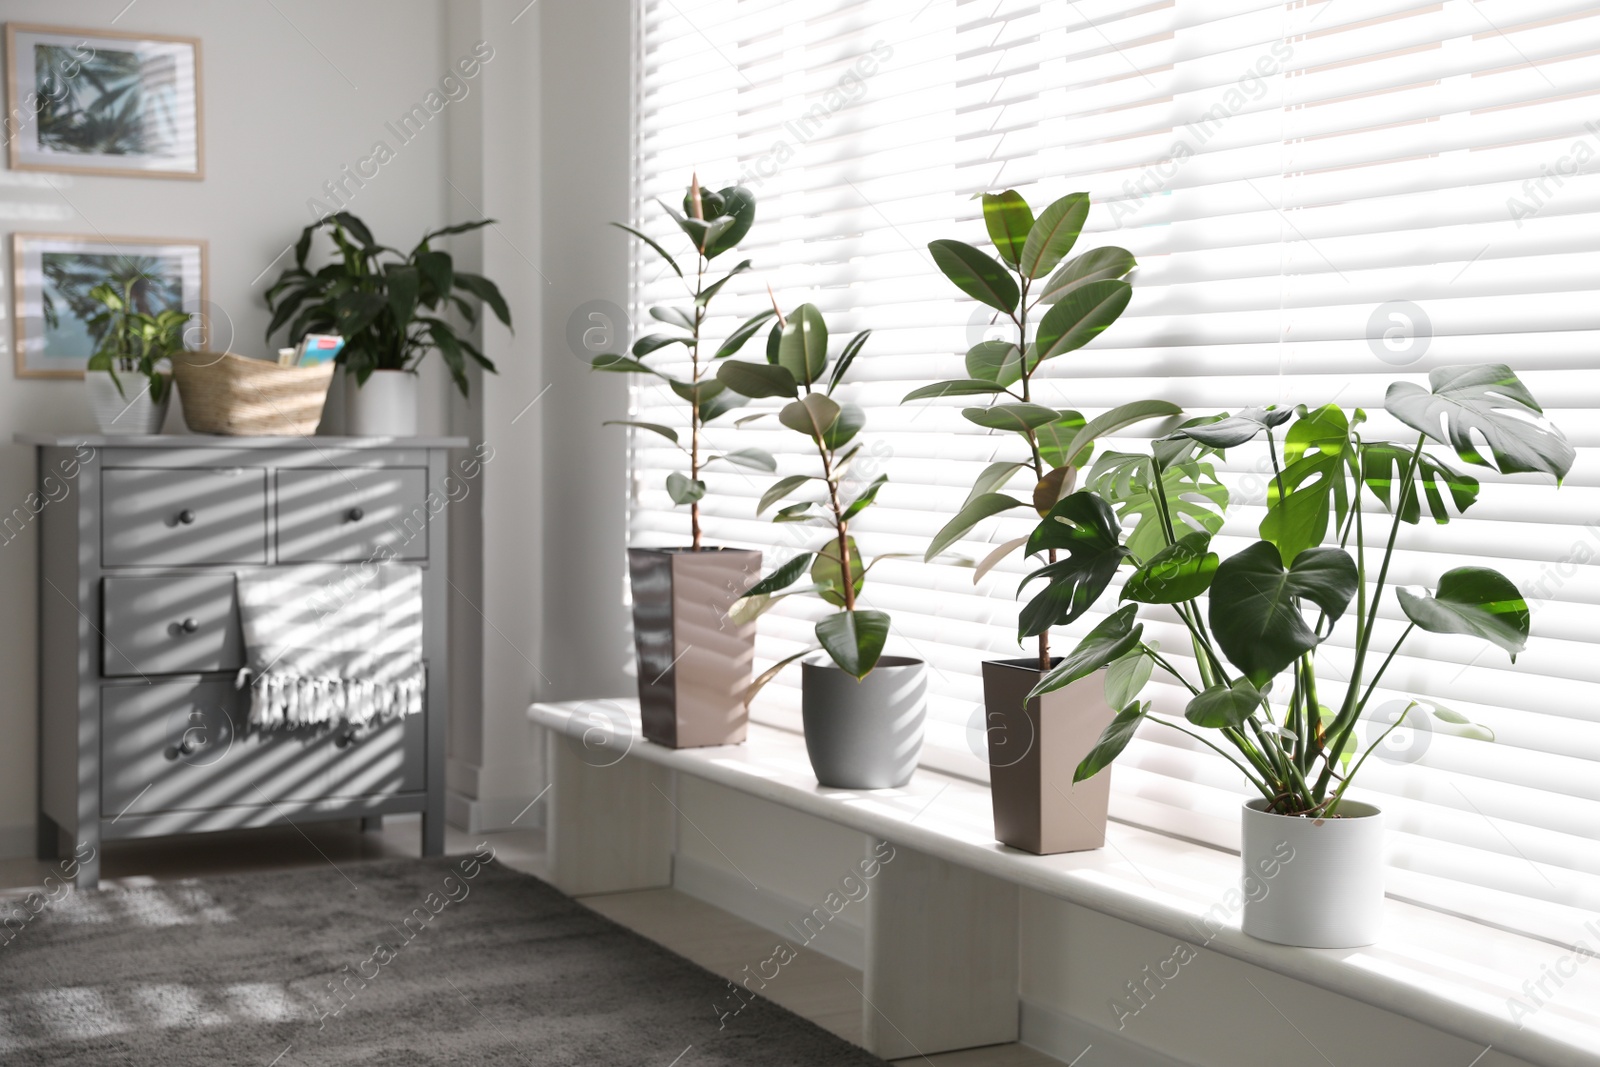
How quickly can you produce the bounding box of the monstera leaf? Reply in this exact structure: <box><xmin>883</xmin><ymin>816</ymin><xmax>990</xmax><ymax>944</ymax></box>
<box><xmin>1029</xmin><ymin>603</ymin><xmax>1144</xmax><ymax>700</ymax></box>
<box><xmin>1018</xmin><ymin>492</ymin><xmax>1131</xmax><ymax>638</ymax></box>
<box><xmin>1397</xmin><ymin>567</ymin><xmax>1529</xmax><ymax>660</ymax></box>
<box><xmin>1208</xmin><ymin>541</ymin><xmax>1359</xmax><ymax>687</ymax></box>
<box><xmin>1385</xmin><ymin>364</ymin><xmax>1573</xmax><ymax>481</ymax></box>
<box><xmin>1089</xmin><ymin>452</ymin><xmax>1229</xmax><ymax>562</ymax></box>
<box><xmin>1122</xmin><ymin>532</ymin><xmax>1219</xmax><ymax>604</ymax></box>
<box><xmin>1360</xmin><ymin>443</ymin><xmax>1479</xmax><ymax>524</ymax></box>
<box><xmin>1185</xmin><ymin>677</ymin><xmax>1265</xmax><ymax>730</ymax></box>
<box><xmin>1259</xmin><ymin>450</ymin><xmax>1349</xmax><ymax>565</ymax></box>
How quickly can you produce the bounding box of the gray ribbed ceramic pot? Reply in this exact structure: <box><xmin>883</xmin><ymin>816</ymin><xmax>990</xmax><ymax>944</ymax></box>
<box><xmin>800</xmin><ymin>656</ymin><xmax>926</xmax><ymax>789</ymax></box>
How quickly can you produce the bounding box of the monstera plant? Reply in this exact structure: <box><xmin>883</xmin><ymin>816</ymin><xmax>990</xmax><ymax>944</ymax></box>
<box><xmin>1025</xmin><ymin>364</ymin><xmax>1571</xmax><ymax>946</ymax></box>
<box><xmin>594</xmin><ymin>176</ymin><xmax>777</xmax><ymax>548</ymax></box>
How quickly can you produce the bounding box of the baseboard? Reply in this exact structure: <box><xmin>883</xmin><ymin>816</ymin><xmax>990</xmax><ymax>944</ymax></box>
<box><xmin>0</xmin><ymin>823</ymin><xmax>33</xmax><ymax>861</ymax></box>
<box><xmin>671</xmin><ymin>853</ymin><xmax>865</xmax><ymax>971</ymax></box>
<box><xmin>1020</xmin><ymin>997</ymin><xmax>1193</xmax><ymax>1067</ymax></box>
<box><xmin>446</xmin><ymin>791</ymin><xmax>546</xmax><ymax>834</ymax></box>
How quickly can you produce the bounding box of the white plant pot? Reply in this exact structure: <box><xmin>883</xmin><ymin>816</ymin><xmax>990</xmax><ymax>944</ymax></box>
<box><xmin>1240</xmin><ymin>798</ymin><xmax>1385</xmax><ymax>948</ymax></box>
<box><xmin>85</xmin><ymin>370</ymin><xmax>169</xmax><ymax>435</ymax></box>
<box><xmin>345</xmin><ymin>369</ymin><xmax>418</xmax><ymax>436</ymax></box>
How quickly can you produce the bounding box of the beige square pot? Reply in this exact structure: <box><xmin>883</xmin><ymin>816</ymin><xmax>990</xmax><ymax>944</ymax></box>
<box><xmin>628</xmin><ymin>547</ymin><xmax>761</xmax><ymax>749</ymax></box>
<box><xmin>981</xmin><ymin>658</ymin><xmax>1116</xmax><ymax>854</ymax></box>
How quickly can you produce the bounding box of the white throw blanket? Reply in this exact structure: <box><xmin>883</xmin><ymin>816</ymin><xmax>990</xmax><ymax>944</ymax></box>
<box><xmin>234</xmin><ymin>564</ymin><xmax>424</xmax><ymax>730</ymax></box>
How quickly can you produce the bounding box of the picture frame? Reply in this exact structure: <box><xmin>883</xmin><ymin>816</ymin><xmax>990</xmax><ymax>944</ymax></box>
<box><xmin>4</xmin><ymin>23</ymin><xmax>203</xmax><ymax>179</ymax></box>
<box><xmin>12</xmin><ymin>233</ymin><xmax>207</xmax><ymax>379</ymax></box>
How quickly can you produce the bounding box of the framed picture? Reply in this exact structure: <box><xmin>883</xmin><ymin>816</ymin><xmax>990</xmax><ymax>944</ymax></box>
<box><xmin>4</xmin><ymin>23</ymin><xmax>203</xmax><ymax>179</ymax></box>
<box><xmin>12</xmin><ymin>233</ymin><xmax>206</xmax><ymax>379</ymax></box>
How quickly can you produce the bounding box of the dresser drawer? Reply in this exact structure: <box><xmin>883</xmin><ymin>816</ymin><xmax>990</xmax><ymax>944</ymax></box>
<box><xmin>103</xmin><ymin>468</ymin><xmax>268</xmax><ymax>566</ymax></box>
<box><xmin>102</xmin><ymin>575</ymin><xmax>243</xmax><ymax>678</ymax></box>
<box><xmin>276</xmin><ymin>467</ymin><xmax>428</xmax><ymax>563</ymax></box>
<box><xmin>101</xmin><ymin>679</ymin><xmax>426</xmax><ymax>817</ymax></box>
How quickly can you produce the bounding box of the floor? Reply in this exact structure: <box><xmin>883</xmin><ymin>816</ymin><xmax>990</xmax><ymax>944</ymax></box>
<box><xmin>0</xmin><ymin>815</ymin><xmax>1060</xmax><ymax>1066</ymax></box>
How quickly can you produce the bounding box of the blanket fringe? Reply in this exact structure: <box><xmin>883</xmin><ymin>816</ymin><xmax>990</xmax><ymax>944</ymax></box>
<box><xmin>236</xmin><ymin>665</ymin><xmax>425</xmax><ymax>730</ymax></box>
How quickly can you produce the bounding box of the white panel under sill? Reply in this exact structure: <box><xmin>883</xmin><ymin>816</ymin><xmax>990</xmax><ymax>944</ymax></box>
<box><xmin>532</xmin><ymin>702</ymin><xmax>1600</xmax><ymax>1066</ymax></box>
<box><xmin>671</xmin><ymin>852</ymin><xmax>866</xmax><ymax>970</ymax></box>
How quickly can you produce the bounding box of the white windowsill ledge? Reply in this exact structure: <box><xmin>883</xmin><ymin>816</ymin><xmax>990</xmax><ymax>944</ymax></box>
<box><xmin>529</xmin><ymin>700</ymin><xmax>1600</xmax><ymax>1067</ymax></box>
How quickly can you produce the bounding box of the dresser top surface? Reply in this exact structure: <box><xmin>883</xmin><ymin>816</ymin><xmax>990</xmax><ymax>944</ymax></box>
<box><xmin>16</xmin><ymin>433</ymin><xmax>470</xmax><ymax>450</ymax></box>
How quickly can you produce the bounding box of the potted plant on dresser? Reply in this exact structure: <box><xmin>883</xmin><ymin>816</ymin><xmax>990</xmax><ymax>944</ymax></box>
<box><xmin>716</xmin><ymin>302</ymin><xmax>924</xmax><ymax>789</ymax></box>
<box><xmin>906</xmin><ymin>188</ymin><xmax>1177</xmax><ymax>853</ymax></box>
<box><xmin>1027</xmin><ymin>365</ymin><xmax>1570</xmax><ymax>947</ymax></box>
<box><xmin>264</xmin><ymin>211</ymin><xmax>513</xmax><ymax>435</ymax></box>
<box><xmin>592</xmin><ymin>177</ymin><xmax>778</xmax><ymax>748</ymax></box>
<box><xmin>83</xmin><ymin>277</ymin><xmax>190</xmax><ymax>435</ymax></box>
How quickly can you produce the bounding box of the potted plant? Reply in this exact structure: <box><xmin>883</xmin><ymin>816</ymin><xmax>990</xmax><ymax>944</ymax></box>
<box><xmin>592</xmin><ymin>177</ymin><xmax>777</xmax><ymax>748</ymax></box>
<box><xmin>716</xmin><ymin>301</ymin><xmax>923</xmax><ymax>789</ymax></box>
<box><xmin>83</xmin><ymin>277</ymin><xmax>190</xmax><ymax>435</ymax></box>
<box><xmin>907</xmin><ymin>188</ymin><xmax>1176</xmax><ymax>853</ymax></box>
<box><xmin>1026</xmin><ymin>364</ymin><xmax>1571</xmax><ymax>947</ymax></box>
<box><xmin>264</xmin><ymin>211</ymin><xmax>513</xmax><ymax>435</ymax></box>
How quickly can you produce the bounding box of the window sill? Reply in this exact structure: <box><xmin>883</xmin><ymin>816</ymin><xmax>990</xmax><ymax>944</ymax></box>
<box><xmin>530</xmin><ymin>700</ymin><xmax>1600</xmax><ymax>1067</ymax></box>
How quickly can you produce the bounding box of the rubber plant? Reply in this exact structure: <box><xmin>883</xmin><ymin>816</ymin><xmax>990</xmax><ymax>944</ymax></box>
<box><xmin>905</xmin><ymin>189</ymin><xmax>1178</xmax><ymax>670</ymax></box>
<box><xmin>713</xmin><ymin>300</ymin><xmax>886</xmax><ymax>682</ymax></box>
<box><xmin>85</xmin><ymin>278</ymin><xmax>189</xmax><ymax>402</ymax></box>
<box><xmin>1025</xmin><ymin>364</ymin><xmax>1572</xmax><ymax>816</ymax></box>
<box><xmin>264</xmin><ymin>211</ymin><xmax>512</xmax><ymax>397</ymax></box>
<box><xmin>592</xmin><ymin>176</ymin><xmax>778</xmax><ymax>548</ymax></box>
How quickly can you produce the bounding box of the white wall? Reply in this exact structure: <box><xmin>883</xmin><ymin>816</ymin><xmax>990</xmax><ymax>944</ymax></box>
<box><xmin>0</xmin><ymin>0</ymin><xmax>473</xmax><ymax>854</ymax></box>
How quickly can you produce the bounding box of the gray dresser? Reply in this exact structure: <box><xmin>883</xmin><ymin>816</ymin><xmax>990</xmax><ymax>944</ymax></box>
<box><xmin>19</xmin><ymin>434</ymin><xmax>466</xmax><ymax>889</ymax></box>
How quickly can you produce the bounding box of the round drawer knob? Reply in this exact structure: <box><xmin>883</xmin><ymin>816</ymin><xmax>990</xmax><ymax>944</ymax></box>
<box><xmin>178</xmin><ymin>509</ymin><xmax>196</xmax><ymax>525</ymax></box>
<box><xmin>181</xmin><ymin>617</ymin><xmax>199</xmax><ymax>634</ymax></box>
<box><xmin>346</xmin><ymin>507</ymin><xmax>365</xmax><ymax>522</ymax></box>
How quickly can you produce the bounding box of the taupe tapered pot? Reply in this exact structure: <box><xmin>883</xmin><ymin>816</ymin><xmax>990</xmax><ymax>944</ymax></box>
<box><xmin>629</xmin><ymin>547</ymin><xmax>761</xmax><ymax>749</ymax></box>
<box><xmin>981</xmin><ymin>658</ymin><xmax>1117</xmax><ymax>854</ymax></box>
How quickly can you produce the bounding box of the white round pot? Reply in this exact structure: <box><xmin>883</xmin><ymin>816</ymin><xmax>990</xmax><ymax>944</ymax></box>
<box><xmin>85</xmin><ymin>370</ymin><xmax>169</xmax><ymax>435</ymax></box>
<box><xmin>1241</xmin><ymin>798</ymin><xmax>1385</xmax><ymax>948</ymax></box>
<box><xmin>800</xmin><ymin>656</ymin><xmax>926</xmax><ymax>789</ymax></box>
<box><xmin>345</xmin><ymin>369</ymin><xmax>418</xmax><ymax>436</ymax></box>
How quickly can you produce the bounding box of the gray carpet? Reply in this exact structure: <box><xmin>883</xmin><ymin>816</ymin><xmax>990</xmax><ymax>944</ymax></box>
<box><xmin>0</xmin><ymin>854</ymin><xmax>891</xmax><ymax>1066</ymax></box>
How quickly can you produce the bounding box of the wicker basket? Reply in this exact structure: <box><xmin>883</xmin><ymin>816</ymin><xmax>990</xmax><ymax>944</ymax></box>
<box><xmin>172</xmin><ymin>351</ymin><xmax>335</xmax><ymax>436</ymax></box>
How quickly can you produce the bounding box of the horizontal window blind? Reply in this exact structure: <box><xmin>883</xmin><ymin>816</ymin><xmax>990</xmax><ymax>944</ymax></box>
<box><xmin>630</xmin><ymin>0</ymin><xmax>1600</xmax><ymax>946</ymax></box>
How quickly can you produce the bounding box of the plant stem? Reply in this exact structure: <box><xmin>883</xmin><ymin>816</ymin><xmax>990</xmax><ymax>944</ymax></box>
<box><xmin>1149</xmin><ymin>716</ymin><xmax>1275</xmax><ymax>801</ymax></box>
<box><xmin>1011</xmin><ymin>277</ymin><xmax>1052</xmax><ymax>672</ymax></box>
<box><xmin>1142</xmin><ymin>645</ymin><xmax>1202</xmax><ymax>696</ymax></box>
<box><xmin>690</xmin><ymin>254</ymin><xmax>706</xmax><ymax>550</ymax></box>
<box><xmin>819</xmin><ymin>437</ymin><xmax>855</xmax><ymax>611</ymax></box>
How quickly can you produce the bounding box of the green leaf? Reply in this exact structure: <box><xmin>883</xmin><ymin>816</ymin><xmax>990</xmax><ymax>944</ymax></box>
<box><xmin>1073</xmin><ymin>700</ymin><xmax>1148</xmax><ymax>783</ymax></box>
<box><xmin>827</xmin><ymin>330</ymin><xmax>871</xmax><ymax>394</ymax></box>
<box><xmin>634</xmin><ymin>333</ymin><xmax>689</xmax><ymax>357</ymax></box>
<box><xmin>925</xmin><ymin>493</ymin><xmax>1029</xmax><ymax>561</ymax></box>
<box><xmin>1038</xmin><ymin>246</ymin><xmax>1137</xmax><ymax>303</ymax></box>
<box><xmin>1029</xmin><ymin>603</ymin><xmax>1144</xmax><ymax>699</ymax></box>
<box><xmin>962</xmin><ymin>461</ymin><xmax>1029</xmax><ymax>508</ymax></box>
<box><xmin>591</xmin><ymin>354</ymin><xmax>660</xmax><ymax>374</ymax></box>
<box><xmin>1104</xmin><ymin>645</ymin><xmax>1156</xmax><ymax>710</ymax></box>
<box><xmin>815</xmin><ymin>609</ymin><xmax>891</xmax><ymax>679</ymax></box>
<box><xmin>903</xmin><ymin>379</ymin><xmax>1012</xmax><ymax>401</ymax></box>
<box><xmin>697</xmin><ymin>259</ymin><xmax>752</xmax><ymax>307</ymax></box>
<box><xmin>651</xmin><ymin>305</ymin><xmax>696</xmax><ymax>331</ymax></box>
<box><xmin>603</xmin><ymin>420</ymin><xmax>679</xmax><ymax>445</ymax></box>
<box><xmin>415</xmin><ymin>250</ymin><xmax>454</xmax><ymax>301</ymax></box>
<box><xmin>772</xmin><ymin>502</ymin><xmax>818</xmax><ymax>523</ymax></box>
<box><xmin>1019</xmin><ymin>492</ymin><xmax>1132</xmax><ymax>638</ymax></box>
<box><xmin>1397</xmin><ymin>567</ymin><xmax>1529</xmax><ymax>660</ymax></box>
<box><xmin>1088</xmin><ymin>453</ymin><xmax>1229</xmax><ymax>562</ymax></box>
<box><xmin>1164</xmin><ymin>406</ymin><xmax>1290</xmax><ymax>449</ymax></box>
<box><xmin>719</xmin><ymin>447</ymin><xmax>776</xmax><ymax>472</ymax></box>
<box><xmin>385</xmin><ymin>265</ymin><xmax>420</xmax><ymax>329</ymax></box>
<box><xmin>928</xmin><ymin>239</ymin><xmax>1019</xmax><ymax>313</ymax></box>
<box><xmin>1034</xmin><ymin>411</ymin><xmax>1089</xmax><ymax>469</ymax></box>
<box><xmin>965</xmin><ymin>340</ymin><xmax>1026</xmax><ymax>386</ymax></box>
<box><xmin>1033</xmin><ymin>279</ymin><xmax>1132</xmax><ymax>362</ymax></box>
<box><xmin>1208</xmin><ymin>541</ymin><xmax>1359</xmax><ymax>688</ymax></box>
<box><xmin>823</xmin><ymin>402</ymin><xmax>866</xmax><ymax>450</ymax></box>
<box><xmin>842</xmin><ymin>473</ymin><xmax>888</xmax><ymax>521</ymax></box>
<box><xmin>1019</xmin><ymin>192</ymin><xmax>1090</xmax><ymax>278</ymax></box>
<box><xmin>1122</xmin><ymin>532</ymin><xmax>1219</xmax><ymax>604</ymax></box>
<box><xmin>747</xmin><ymin>553</ymin><xmax>815</xmax><ymax>596</ymax></box>
<box><xmin>982</xmin><ymin>190</ymin><xmax>1035</xmax><ymax>267</ymax></box>
<box><xmin>812</xmin><ymin>536</ymin><xmax>864</xmax><ymax>607</ymax></box>
<box><xmin>963</xmin><ymin>402</ymin><xmax>1061</xmax><ymax>433</ymax></box>
<box><xmin>1185</xmin><ymin>678</ymin><xmax>1264</xmax><ymax>730</ymax></box>
<box><xmin>1259</xmin><ymin>451</ymin><xmax>1347</xmax><ymax>565</ymax></box>
<box><xmin>779</xmin><ymin>392</ymin><xmax>842</xmax><ymax>442</ymax></box>
<box><xmin>716</xmin><ymin>359</ymin><xmax>798</xmax><ymax>398</ymax></box>
<box><xmin>1361</xmin><ymin>443</ymin><xmax>1480</xmax><ymax>524</ymax></box>
<box><xmin>759</xmin><ymin>474</ymin><xmax>814</xmax><ymax>515</ymax></box>
<box><xmin>698</xmin><ymin>384</ymin><xmax>746</xmax><ymax>424</ymax></box>
<box><xmin>1060</xmin><ymin>400</ymin><xmax>1183</xmax><ymax>472</ymax></box>
<box><xmin>715</xmin><ymin>309</ymin><xmax>778</xmax><ymax>359</ymax></box>
<box><xmin>775</xmin><ymin>304</ymin><xmax>828</xmax><ymax>387</ymax></box>
<box><xmin>1385</xmin><ymin>364</ymin><xmax>1573</xmax><ymax>481</ymax></box>
<box><xmin>453</xmin><ymin>271</ymin><xmax>513</xmax><ymax>328</ymax></box>
<box><xmin>1282</xmin><ymin>403</ymin><xmax>1352</xmax><ymax>464</ymax></box>
<box><xmin>703</xmin><ymin>186</ymin><xmax>756</xmax><ymax>259</ymax></box>
<box><xmin>611</xmin><ymin>220</ymin><xmax>681</xmax><ymax>278</ymax></box>
<box><xmin>666</xmin><ymin>472</ymin><xmax>706</xmax><ymax>505</ymax></box>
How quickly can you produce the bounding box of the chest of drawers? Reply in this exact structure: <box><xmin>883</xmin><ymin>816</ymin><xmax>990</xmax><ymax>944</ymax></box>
<box><xmin>20</xmin><ymin>434</ymin><xmax>466</xmax><ymax>888</ymax></box>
